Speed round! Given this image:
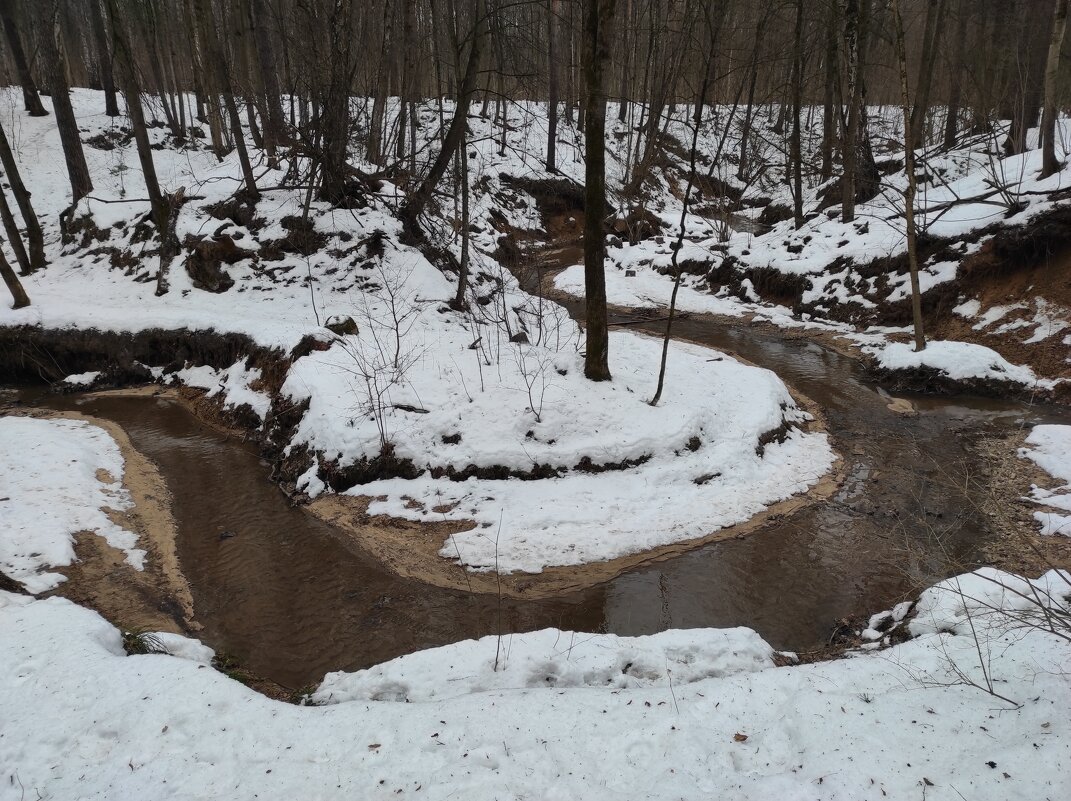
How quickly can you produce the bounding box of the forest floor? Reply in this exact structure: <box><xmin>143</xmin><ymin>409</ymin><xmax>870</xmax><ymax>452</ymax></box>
<box><xmin>1</xmin><ymin>90</ymin><xmax>1070</xmax><ymax>799</ymax></box>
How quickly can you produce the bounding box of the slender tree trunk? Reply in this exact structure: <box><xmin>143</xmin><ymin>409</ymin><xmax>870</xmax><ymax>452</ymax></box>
<box><xmin>0</xmin><ymin>187</ymin><xmax>30</xmax><ymax>275</ymax></box>
<box><xmin>909</xmin><ymin>0</ymin><xmax>947</xmax><ymax>149</ymax></box>
<box><xmin>650</xmin><ymin>18</ymin><xmax>717</xmax><ymax>406</ymax></box>
<box><xmin>89</xmin><ymin>0</ymin><xmax>120</xmax><ymax>116</ymax></box>
<box><xmin>546</xmin><ymin>0</ymin><xmax>560</xmax><ymax>172</ymax></box>
<box><xmin>581</xmin><ymin>0</ymin><xmax>616</xmax><ymax>382</ymax></box>
<box><xmin>103</xmin><ymin>0</ymin><xmax>169</xmax><ymax>234</ymax></box>
<box><xmin>821</xmin><ymin>3</ymin><xmax>838</xmax><ymax>181</ymax></box>
<box><xmin>0</xmin><ymin>121</ymin><xmax>45</xmax><ymax>271</ymax></box>
<box><xmin>249</xmin><ymin>0</ymin><xmax>287</xmax><ymax>148</ymax></box>
<box><xmin>789</xmin><ymin>0</ymin><xmax>804</xmax><ymax>228</ymax></box>
<box><xmin>41</xmin><ymin>5</ymin><xmax>93</xmax><ymax>208</ymax></box>
<box><xmin>1041</xmin><ymin>0</ymin><xmax>1070</xmax><ymax>177</ymax></box>
<box><xmin>892</xmin><ymin>0</ymin><xmax>926</xmax><ymax>352</ymax></box>
<box><xmin>842</xmin><ymin>0</ymin><xmax>862</xmax><ymax>222</ymax></box>
<box><xmin>0</xmin><ymin>2</ymin><xmax>48</xmax><ymax>116</ymax></box>
<box><xmin>943</xmin><ymin>0</ymin><xmax>968</xmax><ymax>148</ymax></box>
<box><xmin>453</xmin><ymin>130</ymin><xmax>471</xmax><ymax>309</ymax></box>
<box><xmin>0</xmin><ymin>247</ymin><xmax>29</xmax><ymax>308</ymax></box>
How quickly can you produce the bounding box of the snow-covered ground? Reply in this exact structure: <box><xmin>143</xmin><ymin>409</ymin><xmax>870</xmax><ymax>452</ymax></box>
<box><xmin>2</xmin><ymin>565</ymin><xmax>1068</xmax><ymax>800</ymax></box>
<box><xmin>0</xmin><ymin>90</ymin><xmax>837</xmax><ymax>574</ymax></box>
<box><xmin>867</xmin><ymin>339</ymin><xmax>1054</xmax><ymax>388</ymax></box>
<box><xmin>1020</xmin><ymin>424</ymin><xmax>1071</xmax><ymax>537</ymax></box>
<box><xmin>0</xmin><ymin>416</ymin><xmax>143</xmax><ymax>593</ymax></box>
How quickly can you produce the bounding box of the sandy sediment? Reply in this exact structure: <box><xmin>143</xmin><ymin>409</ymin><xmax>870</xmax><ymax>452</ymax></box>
<box><xmin>6</xmin><ymin>407</ymin><xmax>196</xmax><ymax>633</ymax></box>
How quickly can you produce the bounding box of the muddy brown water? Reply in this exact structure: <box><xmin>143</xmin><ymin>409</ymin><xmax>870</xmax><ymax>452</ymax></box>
<box><xmin>14</xmin><ymin>318</ymin><xmax>1071</xmax><ymax>690</ymax></box>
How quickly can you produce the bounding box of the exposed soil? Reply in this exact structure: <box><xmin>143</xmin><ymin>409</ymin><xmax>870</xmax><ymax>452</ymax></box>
<box><xmin>2</xmin><ymin>406</ymin><xmax>195</xmax><ymax>633</ymax></box>
<box><xmin>971</xmin><ymin>429</ymin><xmax>1071</xmax><ymax>575</ymax></box>
<box><xmin>307</xmin><ymin>450</ymin><xmax>842</xmax><ymax>601</ymax></box>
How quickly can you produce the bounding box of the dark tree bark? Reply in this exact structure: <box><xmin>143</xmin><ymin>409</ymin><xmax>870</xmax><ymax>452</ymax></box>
<box><xmin>841</xmin><ymin>0</ymin><xmax>863</xmax><ymax>222</ymax></box>
<box><xmin>0</xmin><ymin>0</ymin><xmax>48</xmax><ymax>116</ymax></box>
<box><xmin>580</xmin><ymin>0</ymin><xmax>615</xmax><ymax>382</ymax></box>
<box><xmin>1041</xmin><ymin>0</ymin><xmax>1069</xmax><ymax>177</ymax></box>
<box><xmin>0</xmin><ymin>121</ymin><xmax>45</xmax><ymax>271</ymax></box>
<box><xmin>103</xmin><ymin>0</ymin><xmax>169</xmax><ymax>234</ymax></box>
<box><xmin>0</xmin><ymin>246</ymin><xmax>29</xmax><ymax>308</ymax></box>
<box><xmin>192</xmin><ymin>0</ymin><xmax>258</xmax><ymax>199</ymax></box>
<box><xmin>0</xmin><ymin>186</ymin><xmax>30</xmax><ymax>275</ymax></box>
<box><xmin>820</xmin><ymin>2</ymin><xmax>838</xmax><ymax>181</ymax></box>
<box><xmin>546</xmin><ymin>0</ymin><xmax>560</xmax><ymax>172</ymax></box>
<box><xmin>789</xmin><ymin>0</ymin><xmax>804</xmax><ymax>228</ymax></box>
<box><xmin>909</xmin><ymin>0</ymin><xmax>947</xmax><ymax>149</ymax></box>
<box><xmin>40</xmin><ymin>4</ymin><xmax>93</xmax><ymax>207</ymax></box>
<box><xmin>892</xmin><ymin>0</ymin><xmax>926</xmax><ymax>352</ymax></box>
<box><xmin>88</xmin><ymin>0</ymin><xmax>120</xmax><ymax>116</ymax></box>
<box><xmin>942</xmin><ymin>0</ymin><xmax>969</xmax><ymax>148</ymax></box>
<box><xmin>249</xmin><ymin>0</ymin><xmax>287</xmax><ymax>151</ymax></box>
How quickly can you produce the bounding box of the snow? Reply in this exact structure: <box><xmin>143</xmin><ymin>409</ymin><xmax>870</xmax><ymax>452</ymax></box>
<box><xmin>314</xmin><ymin>627</ymin><xmax>777</xmax><ymax>704</ymax></box>
<box><xmin>1</xmin><ymin>567</ymin><xmax>1068</xmax><ymax>800</ymax></box>
<box><xmin>62</xmin><ymin>370</ymin><xmax>101</xmax><ymax>387</ymax></box>
<box><xmin>1020</xmin><ymin>424</ymin><xmax>1071</xmax><ymax>537</ymax></box>
<box><xmin>170</xmin><ymin>360</ymin><xmax>271</xmax><ymax>421</ymax></box>
<box><xmin>867</xmin><ymin>339</ymin><xmax>1047</xmax><ymax>386</ymax></box>
<box><xmin>153</xmin><ymin>631</ymin><xmax>216</xmax><ymax>665</ymax></box>
<box><xmin>291</xmin><ymin>328</ymin><xmax>835</xmax><ymax>573</ymax></box>
<box><xmin>0</xmin><ymin>416</ymin><xmax>144</xmax><ymax>593</ymax></box>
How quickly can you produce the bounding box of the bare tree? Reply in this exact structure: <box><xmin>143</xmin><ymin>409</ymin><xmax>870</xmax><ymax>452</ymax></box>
<box><xmin>1040</xmin><ymin>0</ymin><xmax>1070</xmax><ymax>178</ymax></box>
<box><xmin>0</xmin><ymin>245</ymin><xmax>29</xmax><ymax>308</ymax></box>
<box><xmin>0</xmin><ymin>120</ymin><xmax>45</xmax><ymax>271</ymax></box>
<box><xmin>892</xmin><ymin>0</ymin><xmax>926</xmax><ymax>352</ymax></box>
<box><xmin>0</xmin><ymin>0</ymin><xmax>48</xmax><ymax>116</ymax></box>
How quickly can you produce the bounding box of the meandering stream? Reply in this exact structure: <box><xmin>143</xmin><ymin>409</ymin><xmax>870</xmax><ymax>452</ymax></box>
<box><xmin>14</xmin><ymin>311</ymin><xmax>1069</xmax><ymax>690</ymax></box>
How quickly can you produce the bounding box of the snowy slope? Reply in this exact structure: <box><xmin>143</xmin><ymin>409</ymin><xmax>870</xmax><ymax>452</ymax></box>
<box><xmin>1</xmin><ymin>569</ymin><xmax>1068</xmax><ymax>801</ymax></box>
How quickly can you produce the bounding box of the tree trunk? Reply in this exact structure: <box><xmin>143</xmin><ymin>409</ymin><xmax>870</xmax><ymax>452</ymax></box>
<box><xmin>0</xmin><ymin>247</ymin><xmax>29</xmax><ymax>309</ymax></box>
<box><xmin>909</xmin><ymin>0</ymin><xmax>948</xmax><ymax>149</ymax></box>
<box><xmin>942</xmin><ymin>0</ymin><xmax>968</xmax><ymax>148</ymax></box>
<box><xmin>402</xmin><ymin>0</ymin><xmax>487</xmax><ymax>228</ymax></box>
<box><xmin>89</xmin><ymin>0</ymin><xmax>120</xmax><ymax>116</ymax></box>
<box><xmin>0</xmin><ymin>186</ymin><xmax>31</xmax><ymax>275</ymax></box>
<box><xmin>546</xmin><ymin>0</ymin><xmax>560</xmax><ymax>172</ymax></box>
<box><xmin>0</xmin><ymin>121</ymin><xmax>45</xmax><ymax>271</ymax></box>
<box><xmin>821</xmin><ymin>2</ymin><xmax>838</xmax><ymax>181</ymax></box>
<box><xmin>789</xmin><ymin>0</ymin><xmax>804</xmax><ymax>228</ymax></box>
<box><xmin>103</xmin><ymin>0</ymin><xmax>169</xmax><ymax>234</ymax></box>
<box><xmin>892</xmin><ymin>0</ymin><xmax>926</xmax><ymax>352</ymax></box>
<box><xmin>0</xmin><ymin>1</ymin><xmax>48</xmax><ymax>116</ymax></box>
<box><xmin>1041</xmin><ymin>0</ymin><xmax>1069</xmax><ymax>177</ymax></box>
<box><xmin>249</xmin><ymin>0</ymin><xmax>287</xmax><ymax>149</ymax></box>
<box><xmin>842</xmin><ymin>0</ymin><xmax>862</xmax><ymax>222</ymax></box>
<box><xmin>581</xmin><ymin>0</ymin><xmax>616</xmax><ymax>382</ymax></box>
<box><xmin>41</xmin><ymin>5</ymin><xmax>93</xmax><ymax>208</ymax></box>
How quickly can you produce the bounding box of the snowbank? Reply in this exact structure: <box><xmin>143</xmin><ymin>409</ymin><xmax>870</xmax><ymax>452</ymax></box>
<box><xmin>1</xmin><ymin>566</ymin><xmax>1068</xmax><ymax>800</ymax></box>
<box><xmin>1020</xmin><ymin>424</ymin><xmax>1071</xmax><ymax>537</ymax></box>
<box><xmin>867</xmin><ymin>339</ymin><xmax>1047</xmax><ymax>387</ymax></box>
<box><xmin>0</xmin><ymin>416</ymin><xmax>143</xmax><ymax>592</ymax></box>
<box><xmin>314</xmin><ymin>626</ymin><xmax>776</xmax><ymax>703</ymax></box>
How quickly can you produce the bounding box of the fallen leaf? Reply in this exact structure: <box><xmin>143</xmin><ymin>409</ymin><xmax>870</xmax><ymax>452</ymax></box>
<box><xmin>734</xmin><ymin>733</ymin><xmax>748</xmax><ymax>742</ymax></box>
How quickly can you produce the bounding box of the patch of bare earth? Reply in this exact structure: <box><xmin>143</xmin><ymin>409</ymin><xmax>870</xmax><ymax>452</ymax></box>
<box><xmin>10</xmin><ymin>408</ymin><xmax>196</xmax><ymax>634</ymax></box>
<box><xmin>970</xmin><ymin>429</ymin><xmax>1071</xmax><ymax>575</ymax></box>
